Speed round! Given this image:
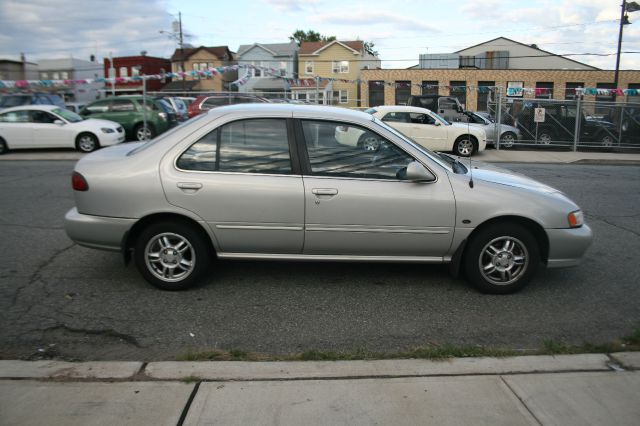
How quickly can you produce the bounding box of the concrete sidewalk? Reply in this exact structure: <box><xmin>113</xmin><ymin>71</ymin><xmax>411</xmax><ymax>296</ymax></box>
<box><xmin>1</xmin><ymin>353</ymin><xmax>638</xmax><ymax>425</ymax></box>
<box><xmin>1</xmin><ymin>148</ymin><xmax>640</xmax><ymax>165</ymax></box>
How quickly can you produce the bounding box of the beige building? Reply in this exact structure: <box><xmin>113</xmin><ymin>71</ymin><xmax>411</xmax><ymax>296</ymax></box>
<box><xmin>294</xmin><ymin>40</ymin><xmax>380</xmax><ymax>107</ymax></box>
<box><xmin>168</xmin><ymin>46</ymin><xmax>237</xmax><ymax>91</ymax></box>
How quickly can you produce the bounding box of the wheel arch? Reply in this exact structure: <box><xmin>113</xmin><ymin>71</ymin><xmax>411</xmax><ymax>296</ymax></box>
<box><xmin>122</xmin><ymin>212</ymin><xmax>215</xmax><ymax>264</ymax></box>
<box><xmin>75</xmin><ymin>131</ymin><xmax>98</xmax><ymax>147</ymax></box>
<box><xmin>451</xmin><ymin>215</ymin><xmax>550</xmax><ymax>278</ymax></box>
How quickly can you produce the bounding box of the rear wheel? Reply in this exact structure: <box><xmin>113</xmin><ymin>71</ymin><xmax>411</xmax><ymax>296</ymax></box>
<box><xmin>500</xmin><ymin>132</ymin><xmax>517</xmax><ymax>148</ymax></box>
<box><xmin>538</xmin><ymin>129</ymin><xmax>554</xmax><ymax>144</ymax></box>
<box><xmin>76</xmin><ymin>133</ymin><xmax>99</xmax><ymax>153</ymax></box>
<box><xmin>134</xmin><ymin>221</ymin><xmax>211</xmax><ymax>290</ymax></box>
<box><xmin>600</xmin><ymin>134</ymin><xmax>615</xmax><ymax>147</ymax></box>
<box><xmin>0</xmin><ymin>138</ymin><xmax>7</xmax><ymax>155</ymax></box>
<box><xmin>453</xmin><ymin>136</ymin><xmax>476</xmax><ymax>157</ymax></box>
<box><xmin>357</xmin><ymin>133</ymin><xmax>381</xmax><ymax>151</ymax></box>
<box><xmin>463</xmin><ymin>222</ymin><xmax>540</xmax><ymax>294</ymax></box>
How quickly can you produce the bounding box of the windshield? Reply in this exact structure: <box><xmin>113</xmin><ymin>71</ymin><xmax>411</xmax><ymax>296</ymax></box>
<box><xmin>52</xmin><ymin>107</ymin><xmax>83</xmax><ymax>123</ymax></box>
<box><xmin>430</xmin><ymin>111</ymin><xmax>450</xmax><ymax>126</ymax></box>
<box><xmin>373</xmin><ymin>117</ymin><xmax>464</xmax><ymax>173</ymax></box>
<box><xmin>0</xmin><ymin>95</ymin><xmax>30</xmax><ymax>108</ymax></box>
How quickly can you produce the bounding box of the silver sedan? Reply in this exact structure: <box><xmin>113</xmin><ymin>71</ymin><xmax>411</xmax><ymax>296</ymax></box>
<box><xmin>64</xmin><ymin>104</ymin><xmax>592</xmax><ymax>294</ymax></box>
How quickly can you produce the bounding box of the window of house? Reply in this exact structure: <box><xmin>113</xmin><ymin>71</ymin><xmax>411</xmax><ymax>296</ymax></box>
<box><xmin>40</xmin><ymin>72</ymin><xmax>48</xmax><ymax>79</ymax></box>
<box><xmin>279</xmin><ymin>61</ymin><xmax>287</xmax><ymax>77</ymax></box>
<box><xmin>421</xmin><ymin>81</ymin><xmax>438</xmax><ymax>96</ymax></box>
<box><xmin>330</xmin><ymin>90</ymin><xmax>348</xmax><ymax>104</ymax></box>
<box><xmin>332</xmin><ymin>61</ymin><xmax>349</xmax><ymax>73</ymax></box>
<box><xmin>369</xmin><ymin>81</ymin><xmax>385</xmax><ymax>107</ymax></box>
<box><xmin>131</xmin><ymin>68</ymin><xmax>140</xmax><ymax>77</ymax></box>
<box><xmin>449</xmin><ymin>81</ymin><xmax>466</xmax><ymax>107</ymax></box>
<box><xmin>565</xmin><ymin>82</ymin><xmax>584</xmax><ymax>100</ymax></box>
<box><xmin>305</xmin><ymin>61</ymin><xmax>314</xmax><ymax>75</ymax></box>
<box><xmin>61</xmin><ymin>71</ymin><xmax>69</xmax><ymax>80</ymax></box>
<box><xmin>301</xmin><ymin>120</ymin><xmax>414</xmax><ymax>180</ymax></box>
<box><xmin>119</xmin><ymin>67</ymin><xmax>128</xmax><ymax>77</ymax></box>
<box><xmin>52</xmin><ymin>72</ymin><xmax>60</xmax><ymax>80</ymax></box>
<box><xmin>535</xmin><ymin>82</ymin><xmax>554</xmax><ymax>99</ymax></box>
<box><xmin>477</xmin><ymin>80</ymin><xmax>495</xmax><ymax>111</ymax></box>
<box><xmin>177</xmin><ymin>119</ymin><xmax>291</xmax><ymax>174</ymax></box>
<box><xmin>395</xmin><ymin>81</ymin><xmax>411</xmax><ymax>105</ymax></box>
<box><xmin>627</xmin><ymin>83</ymin><xmax>640</xmax><ymax>102</ymax></box>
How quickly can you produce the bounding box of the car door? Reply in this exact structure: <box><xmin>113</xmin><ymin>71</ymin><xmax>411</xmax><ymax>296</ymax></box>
<box><xmin>30</xmin><ymin>109</ymin><xmax>74</xmax><ymax>148</ymax></box>
<box><xmin>0</xmin><ymin>110</ymin><xmax>33</xmax><ymax>148</ymax></box>
<box><xmin>298</xmin><ymin>119</ymin><xmax>455</xmax><ymax>258</ymax></box>
<box><xmin>408</xmin><ymin>112</ymin><xmax>449</xmax><ymax>151</ymax></box>
<box><xmin>161</xmin><ymin>117</ymin><xmax>305</xmax><ymax>254</ymax></box>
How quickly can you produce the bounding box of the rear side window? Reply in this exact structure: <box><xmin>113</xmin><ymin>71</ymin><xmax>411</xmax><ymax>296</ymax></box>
<box><xmin>177</xmin><ymin>118</ymin><xmax>292</xmax><ymax>174</ymax></box>
<box><xmin>110</xmin><ymin>99</ymin><xmax>136</xmax><ymax>112</ymax></box>
<box><xmin>0</xmin><ymin>110</ymin><xmax>30</xmax><ymax>122</ymax></box>
<box><xmin>202</xmin><ymin>97</ymin><xmax>229</xmax><ymax>109</ymax></box>
<box><xmin>382</xmin><ymin>112</ymin><xmax>410</xmax><ymax>123</ymax></box>
<box><xmin>85</xmin><ymin>100</ymin><xmax>110</xmax><ymax>113</ymax></box>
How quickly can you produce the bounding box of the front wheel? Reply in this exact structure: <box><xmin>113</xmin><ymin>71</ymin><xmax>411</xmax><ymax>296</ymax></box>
<box><xmin>76</xmin><ymin>133</ymin><xmax>99</xmax><ymax>153</ymax></box>
<box><xmin>134</xmin><ymin>124</ymin><xmax>155</xmax><ymax>141</ymax></box>
<box><xmin>134</xmin><ymin>221</ymin><xmax>211</xmax><ymax>290</ymax></box>
<box><xmin>453</xmin><ymin>136</ymin><xmax>476</xmax><ymax>157</ymax></box>
<box><xmin>499</xmin><ymin>132</ymin><xmax>517</xmax><ymax>149</ymax></box>
<box><xmin>357</xmin><ymin>133</ymin><xmax>381</xmax><ymax>151</ymax></box>
<box><xmin>0</xmin><ymin>138</ymin><xmax>7</xmax><ymax>155</ymax></box>
<box><xmin>463</xmin><ymin>223</ymin><xmax>540</xmax><ymax>294</ymax></box>
<box><xmin>537</xmin><ymin>130</ymin><xmax>554</xmax><ymax>145</ymax></box>
<box><xmin>600</xmin><ymin>134</ymin><xmax>615</xmax><ymax>147</ymax></box>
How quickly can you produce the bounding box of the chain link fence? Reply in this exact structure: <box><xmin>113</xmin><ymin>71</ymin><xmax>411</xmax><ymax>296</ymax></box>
<box><xmin>488</xmin><ymin>97</ymin><xmax>640</xmax><ymax>151</ymax></box>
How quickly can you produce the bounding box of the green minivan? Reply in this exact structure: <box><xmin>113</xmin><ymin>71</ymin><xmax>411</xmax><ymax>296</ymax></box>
<box><xmin>79</xmin><ymin>96</ymin><xmax>170</xmax><ymax>141</ymax></box>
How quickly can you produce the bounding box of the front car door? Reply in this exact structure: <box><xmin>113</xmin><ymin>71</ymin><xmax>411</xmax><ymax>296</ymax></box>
<box><xmin>161</xmin><ymin>116</ymin><xmax>305</xmax><ymax>255</ymax></box>
<box><xmin>297</xmin><ymin>119</ymin><xmax>455</xmax><ymax>258</ymax></box>
<box><xmin>30</xmin><ymin>109</ymin><xmax>74</xmax><ymax>148</ymax></box>
<box><xmin>407</xmin><ymin>112</ymin><xmax>449</xmax><ymax>151</ymax></box>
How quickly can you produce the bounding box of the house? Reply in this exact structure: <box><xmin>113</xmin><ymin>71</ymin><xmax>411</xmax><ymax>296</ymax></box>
<box><xmin>0</xmin><ymin>55</ymin><xmax>38</xmax><ymax>81</ymax></box>
<box><xmin>236</xmin><ymin>42</ymin><xmax>298</xmax><ymax>98</ymax></box>
<box><xmin>295</xmin><ymin>40</ymin><xmax>380</xmax><ymax>107</ymax></box>
<box><xmin>361</xmin><ymin>37</ymin><xmax>640</xmax><ymax>111</ymax></box>
<box><xmin>166</xmin><ymin>46</ymin><xmax>237</xmax><ymax>92</ymax></box>
<box><xmin>38</xmin><ymin>57</ymin><xmax>104</xmax><ymax>102</ymax></box>
<box><xmin>103</xmin><ymin>54</ymin><xmax>171</xmax><ymax>95</ymax></box>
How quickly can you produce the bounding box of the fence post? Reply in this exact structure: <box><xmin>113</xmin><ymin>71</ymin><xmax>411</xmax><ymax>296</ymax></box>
<box><xmin>572</xmin><ymin>96</ymin><xmax>581</xmax><ymax>152</ymax></box>
<box><xmin>495</xmin><ymin>87</ymin><xmax>502</xmax><ymax>151</ymax></box>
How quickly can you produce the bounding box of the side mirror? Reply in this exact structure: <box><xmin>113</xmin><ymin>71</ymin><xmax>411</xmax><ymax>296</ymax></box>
<box><xmin>434</xmin><ymin>121</ymin><xmax>441</xmax><ymax>126</ymax></box>
<box><xmin>406</xmin><ymin>161</ymin><xmax>436</xmax><ymax>182</ymax></box>
<box><xmin>54</xmin><ymin>120</ymin><xmax>65</xmax><ymax>126</ymax></box>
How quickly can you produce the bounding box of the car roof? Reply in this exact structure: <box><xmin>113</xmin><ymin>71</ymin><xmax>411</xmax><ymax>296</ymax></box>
<box><xmin>205</xmin><ymin>103</ymin><xmax>375</xmax><ymax>122</ymax></box>
<box><xmin>371</xmin><ymin>105</ymin><xmax>435</xmax><ymax>114</ymax></box>
<box><xmin>0</xmin><ymin>104</ymin><xmax>59</xmax><ymax>113</ymax></box>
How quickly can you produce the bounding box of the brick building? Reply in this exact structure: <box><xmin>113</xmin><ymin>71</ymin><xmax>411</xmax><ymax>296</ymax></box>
<box><xmin>103</xmin><ymin>54</ymin><xmax>171</xmax><ymax>94</ymax></box>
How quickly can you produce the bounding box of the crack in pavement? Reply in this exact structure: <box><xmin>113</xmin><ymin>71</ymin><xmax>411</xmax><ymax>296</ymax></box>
<box><xmin>586</xmin><ymin>214</ymin><xmax>640</xmax><ymax>238</ymax></box>
<box><xmin>41</xmin><ymin>324</ymin><xmax>143</xmax><ymax>348</ymax></box>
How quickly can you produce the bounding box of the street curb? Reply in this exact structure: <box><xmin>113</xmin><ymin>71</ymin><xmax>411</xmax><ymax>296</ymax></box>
<box><xmin>0</xmin><ymin>354</ymin><xmax>628</xmax><ymax>381</ymax></box>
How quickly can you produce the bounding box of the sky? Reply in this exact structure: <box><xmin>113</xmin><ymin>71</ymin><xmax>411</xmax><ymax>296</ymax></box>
<box><xmin>0</xmin><ymin>0</ymin><xmax>638</xmax><ymax>73</ymax></box>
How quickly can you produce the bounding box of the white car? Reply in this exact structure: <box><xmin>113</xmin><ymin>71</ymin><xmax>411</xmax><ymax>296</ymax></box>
<box><xmin>0</xmin><ymin>105</ymin><xmax>125</xmax><ymax>154</ymax></box>
<box><xmin>336</xmin><ymin>105</ymin><xmax>486</xmax><ymax>156</ymax></box>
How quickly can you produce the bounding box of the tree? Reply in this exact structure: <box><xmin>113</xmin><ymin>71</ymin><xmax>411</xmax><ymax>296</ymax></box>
<box><xmin>289</xmin><ymin>30</ymin><xmax>336</xmax><ymax>46</ymax></box>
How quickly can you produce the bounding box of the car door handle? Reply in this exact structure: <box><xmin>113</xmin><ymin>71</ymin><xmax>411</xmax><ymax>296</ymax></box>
<box><xmin>177</xmin><ymin>182</ymin><xmax>203</xmax><ymax>191</ymax></box>
<box><xmin>312</xmin><ymin>188</ymin><xmax>338</xmax><ymax>196</ymax></box>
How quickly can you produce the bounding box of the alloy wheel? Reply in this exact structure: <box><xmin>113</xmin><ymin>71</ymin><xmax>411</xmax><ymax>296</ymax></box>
<box><xmin>478</xmin><ymin>236</ymin><xmax>529</xmax><ymax>286</ymax></box>
<box><xmin>144</xmin><ymin>232</ymin><xmax>195</xmax><ymax>282</ymax></box>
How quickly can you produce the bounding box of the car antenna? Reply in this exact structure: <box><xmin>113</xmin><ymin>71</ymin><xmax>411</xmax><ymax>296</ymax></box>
<box><xmin>467</xmin><ymin>108</ymin><xmax>474</xmax><ymax>188</ymax></box>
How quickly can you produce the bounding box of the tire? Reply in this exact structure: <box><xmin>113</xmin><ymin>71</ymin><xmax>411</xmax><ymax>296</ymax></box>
<box><xmin>134</xmin><ymin>123</ymin><xmax>155</xmax><ymax>141</ymax></box>
<box><xmin>357</xmin><ymin>132</ymin><xmax>381</xmax><ymax>151</ymax></box>
<box><xmin>453</xmin><ymin>135</ymin><xmax>476</xmax><ymax>157</ymax></box>
<box><xmin>499</xmin><ymin>132</ymin><xmax>517</xmax><ymax>149</ymax></box>
<box><xmin>463</xmin><ymin>222</ymin><xmax>540</xmax><ymax>294</ymax></box>
<box><xmin>600</xmin><ymin>134</ymin><xmax>615</xmax><ymax>147</ymax></box>
<box><xmin>134</xmin><ymin>221</ymin><xmax>211</xmax><ymax>290</ymax></box>
<box><xmin>538</xmin><ymin>129</ymin><xmax>554</xmax><ymax>145</ymax></box>
<box><xmin>0</xmin><ymin>138</ymin><xmax>7</xmax><ymax>155</ymax></box>
<box><xmin>76</xmin><ymin>133</ymin><xmax>100</xmax><ymax>153</ymax></box>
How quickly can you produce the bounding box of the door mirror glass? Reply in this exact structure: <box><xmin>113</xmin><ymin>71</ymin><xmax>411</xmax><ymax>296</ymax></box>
<box><xmin>405</xmin><ymin>161</ymin><xmax>436</xmax><ymax>182</ymax></box>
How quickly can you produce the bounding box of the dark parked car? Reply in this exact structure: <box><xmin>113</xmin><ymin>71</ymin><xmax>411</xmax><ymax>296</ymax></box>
<box><xmin>187</xmin><ymin>93</ymin><xmax>269</xmax><ymax>118</ymax></box>
<box><xmin>80</xmin><ymin>96</ymin><xmax>171</xmax><ymax>141</ymax></box>
<box><xmin>0</xmin><ymin>93</ymin><xmax>66</xmax><ymax>111</ymax></box>
<box><xmin>514</xmin><ymin>102</ymin><xmax>618</xmax><ymax>147</ymax></box>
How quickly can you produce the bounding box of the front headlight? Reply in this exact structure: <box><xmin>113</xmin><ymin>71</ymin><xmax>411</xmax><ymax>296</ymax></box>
<box><xmin>568</xmin><ymin>210</ymin><xmax>584</xmax><ymax>228</ymax></box>
<box><xmin>101</xmin><ymin>128</ymin><xmax>115</xmax><ymax>134</ymax></box>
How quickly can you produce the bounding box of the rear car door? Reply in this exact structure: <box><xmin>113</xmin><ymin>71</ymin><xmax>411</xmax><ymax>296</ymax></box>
<box><xmin>0</xmin><ymin>110</ymin><xmax>33</xmax><ymax>148</ymax></box>
<box><xmin>161</xmin><ymin>117</ymin><xmax>305</xmax><ymax>254</ymax></box>
<box><xmin>298</xmin><ymin>119</ymin><xmax>455</xmax><ymax>258</ymax></box>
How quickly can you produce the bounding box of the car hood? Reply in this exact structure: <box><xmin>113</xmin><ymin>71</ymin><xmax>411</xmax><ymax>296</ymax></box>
<box><xmin>456</xmin><ymin>158</ymin><xmax>560</xmax><ymax>194</ymax></box>
<box><xmin>82</xmin><ymin>118</ymin><xmax>122</xmax><ymax>128</ymax></box>
<box><xmin>450</xmin><ymin>122</ymin><xmax>484</xmax><ymax>134</ymax></box>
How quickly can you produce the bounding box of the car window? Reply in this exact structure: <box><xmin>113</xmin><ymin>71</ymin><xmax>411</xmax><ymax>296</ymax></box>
<box><xmin>177</xmin><ymin>118</ymin><xmax>292</xmax><ymax>174</ymax></box>
<box><xmin>31</xmin><ymin>110</ymin><xmax>58</xmax><ymax>124</ymax></box>
<box><xmin>85</xmin><ymin>100</ymin><xmax>110</xmax><ymax>113</ymax></box>
<box><xmin>301</xmin><ymin>120</ymin><xmax>414</xmax><ymax>180</ymax></box>
<box><xmin>52</xmin><ymin>108</ymin><xmax>83</xmax><ymax>123</ymax></box>
<box><xmin>0</xmin><ymin>96</ymin><xmax>30</xmax><ymax>108</ymax></box>
<box><xmin>0</xmin><ymin>110</ymin><xmax>30</xmax><ymax>122</ymax></box>
<box><xmin>410</xmin><ymin>113</ymin><xmax>435</xmax><ymax>125</ymax></box>
<box><xmin>382</xmin><ymin>112</ymin><xmax>411</xmax><ymax>123</ymax></box>
<box><xmin>111</xmin><ymin>99</ymin><xmax>136</xmax><ymax>112</ymax></box>
<box><xmin>202</xmin><ymin>97</ymin><xmax>229</xmax><ymax>108</ymax></box>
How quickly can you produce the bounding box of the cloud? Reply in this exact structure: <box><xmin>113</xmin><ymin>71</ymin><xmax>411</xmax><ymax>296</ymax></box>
<box><xmin>311</xmin><ymin>10</ymin><xmax>439</xmax><ymax>33</ymax></box>
<box><xmin>264</xmin><ymin>0</ymin><xmax>319</xmax><ymax>13</ymax></box>
<box><xmin>0</xmin><ymin>0</ymin><xmax>175</xmax><ymax>63</ymax></box>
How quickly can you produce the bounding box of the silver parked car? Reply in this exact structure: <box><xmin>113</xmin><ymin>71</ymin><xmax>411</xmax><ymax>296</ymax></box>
<box><xmin>464</xmin><ymin>111</ymin><xmax>521</xmax><ymax>148</ymax></box>
<box><xmin>65</xmin><ymin>104</ymin><xmax>592</xmax><ymax>294</ymax></box>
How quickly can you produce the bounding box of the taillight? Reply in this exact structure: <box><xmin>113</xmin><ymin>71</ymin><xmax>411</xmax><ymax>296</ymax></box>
<box><xmin>72</xmin><ymin>172</ymin><xmax>89</xmax><ymax>191</ymax></box>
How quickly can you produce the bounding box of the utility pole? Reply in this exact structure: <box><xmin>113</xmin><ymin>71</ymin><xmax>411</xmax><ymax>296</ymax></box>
<box><xmin>614</xmin><ymin>0</ymin><xmax>627</xmax><ymax>96</ymax></box>
<box><xmin>178</xmin><ymin>12</ymin><xmax>185</xmax><ymax>93</ymax></box>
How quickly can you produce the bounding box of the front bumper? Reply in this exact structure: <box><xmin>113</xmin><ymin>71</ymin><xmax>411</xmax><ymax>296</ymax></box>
<box><xmin>64</xmin><ymin>207</ymin><xmax>136</xmax><ymax>251</ymax></box>
<box><xmin>98</xmin><ymin>132</ymin><xmax>126</xmax><ymax>147</ymax></box>
<box><xmin>546</xmin><ymin>224</ymin><xmax>593</xmax><ymax>268</ymax></box>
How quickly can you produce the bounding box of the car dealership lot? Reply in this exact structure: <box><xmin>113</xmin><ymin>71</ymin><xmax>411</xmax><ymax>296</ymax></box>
<box><xmin>0</xmin><ymin>160</ymin><xmax>639</xmax><ymax>360</ymax></box>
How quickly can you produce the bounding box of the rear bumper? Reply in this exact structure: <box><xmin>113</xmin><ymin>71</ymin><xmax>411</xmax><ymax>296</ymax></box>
<box><xmin>64</xmin><ymin>207</ymin><xmax>136</xmax><ymax>251</ymax></box>
<box><xmin>546</xmin><ymin>224</ymin><xmax>593</xmax><ymax>268</ymax></box>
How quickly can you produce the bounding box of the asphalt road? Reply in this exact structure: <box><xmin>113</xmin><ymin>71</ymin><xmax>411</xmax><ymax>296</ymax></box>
<box><xmin>0</xmin><ymin>160</ymin><xmax>638</xmax><ymax>361</ymax></box>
